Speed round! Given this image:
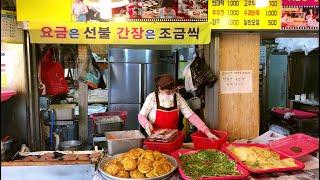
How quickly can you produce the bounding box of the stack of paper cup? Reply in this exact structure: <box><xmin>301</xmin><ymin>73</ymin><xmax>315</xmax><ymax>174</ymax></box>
<box><xmin>301</xmin><ymin>94</ymin><xmax>306</xmax><ymax>102</ymax></box>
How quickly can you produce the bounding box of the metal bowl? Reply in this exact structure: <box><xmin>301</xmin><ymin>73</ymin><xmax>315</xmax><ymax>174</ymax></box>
<box><xmin>98</xmin><ymin>153</ymin><xmax>178</xmax><ymax>180</ymax></box>
<box><xmin>59</xmin><ymin>140</ymin><xmax>82</xmax><ymax>151</ymax></box>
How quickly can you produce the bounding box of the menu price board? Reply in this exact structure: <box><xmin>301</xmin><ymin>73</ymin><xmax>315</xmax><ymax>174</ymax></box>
<box><xmin>1</xmin><ymin>10</ymin><xmax>23</xmax><ymax>43</ymax></box>
<box><xmin>1</xmin><ymin>52</ymin><xmax>7</xmax><ymax>88</ymax></box>
<box><xmin>208</xmin><ymin>0</ymin><xmax>281</xmax><ymax>29</ymax></box>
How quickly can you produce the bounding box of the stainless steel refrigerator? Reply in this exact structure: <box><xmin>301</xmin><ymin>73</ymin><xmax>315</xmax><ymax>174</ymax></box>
<box><xmin>108</xmin><ymin>48</ymin><xmax>177</xmax><ymax>130</ymax></box>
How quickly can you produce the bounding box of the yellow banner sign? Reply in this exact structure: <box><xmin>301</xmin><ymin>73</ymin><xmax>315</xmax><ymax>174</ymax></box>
<box><xmin>28</xmin><ymin>22</ymin><xmax>211</xmax><ymax>44</ymax></box>
<box><xmin>208</xmin><ymin>0</ymin><xmax>281</xmax><ymax>29</ymax></box>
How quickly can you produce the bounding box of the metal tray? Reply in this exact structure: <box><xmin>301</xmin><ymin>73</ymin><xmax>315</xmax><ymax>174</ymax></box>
<box><xmin>98</xmin><ymin>153</ymin><xmax>178</xmax><ymax>180</ymax></box>
<box><xmin>105</xmin><ymin>130</ymin><xmax>145</xmax><ymax>155</ymax></box>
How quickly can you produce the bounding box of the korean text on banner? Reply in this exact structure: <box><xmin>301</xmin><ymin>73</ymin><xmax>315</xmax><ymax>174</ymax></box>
<box><xmin>208</xmin><ymin>0</ymin><xmax>281</xmax><ymax>29</ymax></box>
<box><xmin>28</xmin><ymin>22</ymin><xmax>211</xmax><ymax>44</ymax></box>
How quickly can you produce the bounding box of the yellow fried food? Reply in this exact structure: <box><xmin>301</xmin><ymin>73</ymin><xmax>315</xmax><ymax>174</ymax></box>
<box><xmin>140</xmin><ymin>151</ymin><xmax>154</xmax><ymax>162</ymax></box>
<box><xmin>153</xmin><ymin>160</ymin><xmax>172</xmax><ymax>176</ymax></box>
<box><xmin>153</xmin><ymin>151</ymin><xmax>166</xmax><ymax>161</ymax></box>
<box><xmin>122</xmin><ymin>157</ymin><xmax>138</xmax><ymax>171</ymax></box>
<box><xmin>115</xmin><ymin>153</ymin><xmax>129</xmax><ymax>163</ymax></box>
<box><xmin>103</xmin><ymin>162</ymin><xmax>122</xmax><ymax>176</ymax></box>
<box><xmin>103</xmin><ymin>149</ymin><xmax>174</xmax><ymax>178</ymax></box>
<box><xmin>130</xmin><ymin>169</ymin><xmax>145</xmax><ymax>178</ymax></box>
<box><xmin>128</xmin><ymin>148</ymin><xmax>145</xmax><ymax>159</ymax></box>
<box><xmin>145</xmin><ymin>169</ymin><xmax>157</xmax><ymax>178</ymax></box>
<box><xmin>116</xmin><ymin>170</ymin><xmax>130</xmax><ymax>178</ymax></box>
<box><xmin>280</xmin><ymin>158</ymin><xmax>297</xmax><ymax>167</ymax></box>
<box><xmin>228</xmin><ymin>145</ymin><xmax>297</xmax><ymax>170</ymax></box>
<box><xmin>138</xmin><ymin>159</ymin><xmax>154</xmax><ymax>173</ymax></box>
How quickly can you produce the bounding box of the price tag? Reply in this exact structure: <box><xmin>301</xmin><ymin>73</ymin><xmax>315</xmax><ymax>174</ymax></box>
<box><xmin>208</xmin><ymin>0</ymin><xmax>281</xmax><ymax>29</ymax></box>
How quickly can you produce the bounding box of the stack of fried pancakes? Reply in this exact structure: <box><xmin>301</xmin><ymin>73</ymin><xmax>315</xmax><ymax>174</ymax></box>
<box><xmin>103</xmin><ymin>148</ymin><xmax>173</xmax><ymax>178</ymax></box>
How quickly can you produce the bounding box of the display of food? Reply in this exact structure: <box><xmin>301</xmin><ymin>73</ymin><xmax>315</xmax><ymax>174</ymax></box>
<box><xmin>227</xmin><ymin>145</ymin><xmax>298</xmax><ymax>170</ymax></box>
<box><xmin>100</xmin><ymin>148</ymin><xmax>175</xmax><ymax>179</ymax></box>
<box><xmin>11</xmin><ymin>151</ymin><xmax>102</xmax><ymax>163</ymax></box>
<box><xmin>147</xmin><ymin>129</ymin><xmax>179</xmax><ymax>143</ymax></box>
<box><xmin>179</xmin><ymin>149</ymin><xmax>240</xmax><ymax>180</ymax></box>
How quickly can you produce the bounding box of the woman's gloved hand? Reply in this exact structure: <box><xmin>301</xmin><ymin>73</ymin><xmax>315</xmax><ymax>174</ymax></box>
<box><xmin>206</xmin><ymin>131</ymin><xmax>219</xmax><ymax>140</ymax></box>
<box><xmin>145</xmin><ymin>123</ymin><xmax>153</xmax><ymax>136</ymax></box>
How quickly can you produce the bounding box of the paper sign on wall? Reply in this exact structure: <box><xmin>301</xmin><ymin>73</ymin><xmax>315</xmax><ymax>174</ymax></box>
<box><xmin>220</xmin><ymin>70</ymin><xmax>252</xmax><ymax>94</ymax></box>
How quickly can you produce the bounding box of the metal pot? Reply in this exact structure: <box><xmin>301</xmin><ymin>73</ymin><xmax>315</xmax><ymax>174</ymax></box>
<box><xmin>59</xmin><ymin>140</ymin><xmax>82</xmax><ymax>151</ymax></box>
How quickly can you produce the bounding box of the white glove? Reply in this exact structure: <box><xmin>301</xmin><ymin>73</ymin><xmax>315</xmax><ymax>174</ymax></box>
<box><xmin>206</xmin><ymin>132</ymin><xmax>219</xmax><ymax>140</ymax></box>
<box><xmin>145</xmin><ymin>123</ymin><xmax>153</xmax><ymax>136</ymax></box>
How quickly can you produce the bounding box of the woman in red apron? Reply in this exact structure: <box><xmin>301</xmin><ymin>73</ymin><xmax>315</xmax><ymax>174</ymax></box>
<box><xmin>138</xmin><ymin>74</ymin><xmax>218</xmax><ymax>139</ymax></box>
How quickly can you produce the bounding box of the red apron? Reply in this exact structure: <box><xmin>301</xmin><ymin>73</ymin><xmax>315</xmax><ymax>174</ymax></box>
<box><xmin>153</xmin><ymin>93</ymin><xmax>179</xmax><ymax>129</ymax></box>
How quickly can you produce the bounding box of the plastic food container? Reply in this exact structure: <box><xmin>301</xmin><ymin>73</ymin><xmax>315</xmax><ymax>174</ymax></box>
<box><xmin>144</xmin><ymin>131</ymin><xmax>184</xmax><ymax>154</ymax></box>
<box><xmin>105</xmin><ymin>130</ymin><xmax>145</xmax><ymax>155</ymax></box>
<box><xmin>269</xmin><ymin>133</ymin><xmax>319</xmax><ymax>158</ymax></box>
<box><xmin>271</xmin><ymin>108</ymin><xmax>318</xmax><ymax>119</ymax></box>
<box><xmin>90</xmin><ymin>111</ymin><xmax>127</xmax><ymax>134</ymax></box>
<box><xmin>222</xmin><ymin>143</ymin><xmax>305</xmax><ymax>174</ymax></box>
<box><xmin>171</xmin><ymin>149</ymin><xmax>250</xmax><ymax>180</ymax></box>
<box><xmin>191</xmin><ymin>130</ymin><xmax>228</xmax><ymax>150</ymax></box>
<box><xmin>1</xmin><ymin>90</ymin><xmax>16</xmax><ymax>102</ymax></box>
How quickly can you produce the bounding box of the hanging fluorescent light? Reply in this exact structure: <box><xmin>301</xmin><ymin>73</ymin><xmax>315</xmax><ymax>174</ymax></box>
<box><xmin>256</xmin><ymin>0</ymin><xmax>269</xmax><ymax>8</ymax></box>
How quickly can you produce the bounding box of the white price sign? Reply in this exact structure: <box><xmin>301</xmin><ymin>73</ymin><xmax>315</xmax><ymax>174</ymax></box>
<box><xmin>220</xmin><ymin>70</ymin><xmax>252</xmax><ymax>94</ymax></box>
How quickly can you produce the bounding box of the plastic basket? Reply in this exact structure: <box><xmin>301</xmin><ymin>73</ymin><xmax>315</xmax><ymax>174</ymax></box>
<box><xmin>222</xmin><ymin>143</ymin><xmax>305</xmax><ymax>174</ymax></box>
<box><xmin>144</xmin><ymin>131</ymin><xmax>184</xmax><ymax>154</ymax></box>
<box><xmin>191</xmin><ymin>130</ymin><xmax>228</xmax><ymax>150</ymax></box>
<box><xmin>171</xmin><ymin>149</ymin><xmax>250</xmax><ymax>180</ymax></box>
<box><xmin>269</xmin><ymin>133</ymin><xmax>319</xmax><ymax>158</ymax></box>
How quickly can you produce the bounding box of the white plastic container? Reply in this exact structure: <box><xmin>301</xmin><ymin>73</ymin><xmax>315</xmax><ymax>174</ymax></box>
<box><xmin>105</xmin><ymin>130</ymin><xmax>145</xmax><ymax>155</ymax></box>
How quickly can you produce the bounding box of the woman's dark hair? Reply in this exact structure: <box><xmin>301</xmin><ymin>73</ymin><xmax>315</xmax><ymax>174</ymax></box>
<box><xmin>161</xmin><ymin>0</ymin><xmax>173</xmax><ymax>8</ymax></box>
<box><xmin>155</xmin><ymin>73</ymin><xmax>175</xmax><ymax>91</ymax></box>
<box><xmin>160</xmin><ymin>82</ymin><xmax>175</xmax><ymax>90</ymax></box>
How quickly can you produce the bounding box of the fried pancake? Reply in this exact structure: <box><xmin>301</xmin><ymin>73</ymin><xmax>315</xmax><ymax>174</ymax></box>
<box><xmin>140</xmin><ymin>151</ymin><xmax>154</xmax><ymax>162</ymax></box>
<box><xmin>122</xmin><ymin>157</ymin><xmax>137</xmax><ymax>171</ymax></box>
<box><xmin>116</xmin><ymin>170</ymin><xmax>130</xmax><ymax>178</ymax></box>
<box><xmin>128</xmin><ymin>148</ymin><xmax>144</xmax><ymax>159</ymax></box>
<box><xmin>130</xmin><ymin>169</ymin><xmax>145</xmax><ymax>178</ymax></box>
<box><xmin>153</xmin><ymin>160</ymin><xmax>172</xmax><ymax>176</ymax></box>
<box><xmin>153</xmin><ymin>151</ymin><xmax>166</xmax><ymax>161</ymax></box>
<box><xmin>138</xmin><ymin>159</ymin><xmax>154</xmax><ymax>173</ymax></box>
<box><xmin>116</xmin><ymin>153</ymin><xmax>130</xmax><ymax>163</ymax></box>
<box><xmin>145</xmin><ymin>169</ymin><xmax>157</xmax><ymax>178</ymax></box>
<box><xmin>104</xmin><ymin>162</ymin><xmax>122</xmax><ymax>176</ymax></box>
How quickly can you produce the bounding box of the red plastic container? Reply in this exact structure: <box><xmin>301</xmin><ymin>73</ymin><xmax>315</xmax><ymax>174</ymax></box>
<box><xmin>171</xmin><ymin>149</ymin><xmax>250</xmax><ymax>180</ymax></box>
<box><xmin>1</xmin><ymin>90</ymin><xmax>16</xmax><ymax>102</ymax></box>
<box><xmin>191</xmin><ymin>130</ymin><xmax>228</xmax><ymax>150</ymax></box>
<box><xmin>222</xmin><ymin>143</ymin><xmax>305</xmax><ymax>174</ymax></box>
<box><xmin>143</xmin><ymin>131</ymin><xmax>184</xmax><ymax>154</ymax></box>
<box><xmin>271</xmin><ymin>108</ymin><xmax>318</xmax><ymax>119</ymax></box>
<box><xmin>269</xmin><ymin>133</ymin><xmax>319</xmax><ymax>158</ymax></box>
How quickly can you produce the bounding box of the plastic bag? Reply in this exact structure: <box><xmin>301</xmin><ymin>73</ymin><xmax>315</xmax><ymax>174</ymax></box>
<box><xmin>84</xmin><ymin>52</ymin><xmax>101</xmax><ymax>89</ymax></box>
<box><xmin>275</xmin><ymin>38</ymin><xmax>319</xmax><ymax>55</ymax></box>
<box><xmin>38</xmin><ymin>48</ymin><xmax>69</xmax><ymax>96</ymax></box>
